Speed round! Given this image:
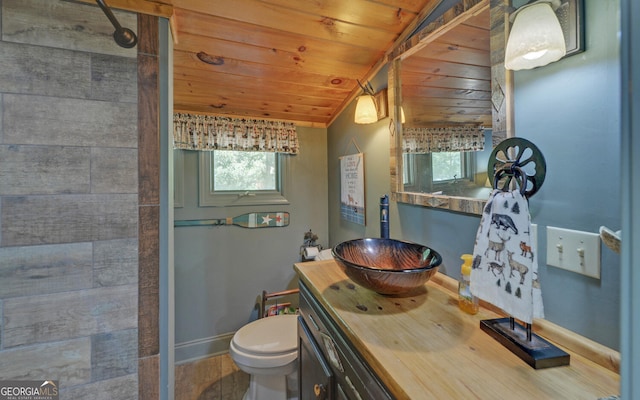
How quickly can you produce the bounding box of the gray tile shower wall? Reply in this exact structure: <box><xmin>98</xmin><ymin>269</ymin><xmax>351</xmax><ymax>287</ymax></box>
<box><xmin>0</xmin><ymin>1</ymin><xmax>160</xmax><ymax>399</ymax></box>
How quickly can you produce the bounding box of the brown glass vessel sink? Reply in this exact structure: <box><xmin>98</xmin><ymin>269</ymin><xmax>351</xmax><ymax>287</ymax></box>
<box><xmin>332</xmin><ymin>238</ymin><xmax>442</xmax><ymax>295</ymax></box>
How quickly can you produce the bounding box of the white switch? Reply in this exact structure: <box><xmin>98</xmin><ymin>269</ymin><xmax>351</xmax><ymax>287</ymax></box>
<box><xmin>546</xmin><ymin>226</ymin><xmax>601</xmax><ymax>279</ymax></box>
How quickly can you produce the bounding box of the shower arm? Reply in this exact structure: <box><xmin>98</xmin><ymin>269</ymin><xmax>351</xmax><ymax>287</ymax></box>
<box><xmin>95</xmin><ymin>0</ymin><xmax>138</xmax><ymax>48</ymax></box>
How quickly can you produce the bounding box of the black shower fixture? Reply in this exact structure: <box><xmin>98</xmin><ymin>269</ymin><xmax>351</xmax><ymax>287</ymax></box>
<box><xmin>95</xmin><ymin>0</ymin><xmax>138</xmax><ymax>48</ymax></box>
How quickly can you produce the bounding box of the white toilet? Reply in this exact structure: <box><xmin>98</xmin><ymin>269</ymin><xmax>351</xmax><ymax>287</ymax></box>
<box><xmin>229</xmin><ymin>314</ymin><xmax>299</xmax><ymax>400</ymax></box>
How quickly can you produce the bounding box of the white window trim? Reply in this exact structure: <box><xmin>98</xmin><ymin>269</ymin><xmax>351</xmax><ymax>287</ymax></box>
<box><xmin>198</xmin><ymin>151</ymin><xmax>290</xmax><ymax>207</ymax></box>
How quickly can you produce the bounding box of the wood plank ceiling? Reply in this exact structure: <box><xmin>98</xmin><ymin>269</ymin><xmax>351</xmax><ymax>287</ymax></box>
<box><xmin>168</xmin><ymin>0</ymin><xmax>442</xmax><ymax>127</ymax></box>
<box><xmin>83</xmin><ymin>0</ymin><xmax>492</xmax><ymax>128</ymax></box>
<box><xmin>400</xmin><ymin>8</ymin><xmax>491</xmax><ymax>127</ymax></box>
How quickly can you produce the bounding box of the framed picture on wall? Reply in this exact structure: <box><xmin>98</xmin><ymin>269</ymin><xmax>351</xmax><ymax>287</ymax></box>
<box><xmin>340</xmin><ymin>152</ymin><xmax>365</xmax><ymax>225</ymax></box>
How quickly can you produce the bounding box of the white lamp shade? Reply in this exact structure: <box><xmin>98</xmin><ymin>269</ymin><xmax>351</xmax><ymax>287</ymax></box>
<box><xmin>354</xmin><ymin>94</ymin><xmax>378</xmax><ymax>124</ymax></box>
<box><xmin>505</xmin><ymin>2</ymin><xmax>567</xmax><ymax>70</ymax></box>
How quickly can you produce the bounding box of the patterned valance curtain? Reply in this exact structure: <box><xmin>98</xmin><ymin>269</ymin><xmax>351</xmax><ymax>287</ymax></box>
<box><xmin>173</xmin><ymin>113</ymin><xmax>299</xmax><ymax>154</ymax></box>
<box><xmin>402</xmin><ymin>125</ymin><xmax>485</xmax><ymax>153</ymax></box>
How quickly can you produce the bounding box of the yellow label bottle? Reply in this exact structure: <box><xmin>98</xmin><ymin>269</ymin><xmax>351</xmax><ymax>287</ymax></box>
<box><xmin>458</xmin><ymin>254</ymin><xmax>479</xmax><ymax>314</ymax></box>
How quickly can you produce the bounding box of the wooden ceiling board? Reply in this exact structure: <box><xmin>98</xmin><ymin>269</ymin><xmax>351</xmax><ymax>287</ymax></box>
<box><xmin>406</xmin><ymin>97</ymin><xmax>493</xmax><ymax>109</ymax></box>
<box><xmin>403</xmin><ymin>112</ymin><xmax>492</xmax><ymax>126</ymax></box>
<box><xmin>414</xmin><ymin>41</ymin><xmax>490</xmax><ymax>66</ymax></box>
<box><xmin>107</xmin><ymin>0</ymin><xmax>490</xmax><ymax>127</ymax></box>
<box><xmin>172</xmin><ymin>0</ymin><xmax>399</xmax><ymax>49</ymax></box>
<box><xmin>401</xmin><ymin>57</ymin><xmax>491</xmax><ymax>80</ymax></box>
<box><xmin>261</xmin><ymin>0</ymin><xmax>420</xmax><ymax>33</ymax></box>
<box><xmin>174</xmin><ymin>68</ymin><xmax>351</xmax><ymax>101</ymax></box>
<box><xmin>397</xmin><ymin>6</ymin><xmax>491</xmax><ymax>128</ymax></box>
<box><xmin>175</xmin><ymin>32</ymin><xmax>374</xmax><ymax>80</ymax></box>
<box><xmin>174</xmin><ymin>100</ymin><xmax>332</xmax><ymax>125</ymax></box>
<box><xmin>167</xmin><ymin>0</ymin><xmax>447</xmax><ymax>126</ymax></box>
<box><xmin>401</xmin><ymin>85</ymin><xmax>491</xmax><ymax>101</ymax></box>
<box><xmin>172</xmin><ymin>51</ymin><xmax>358</xmax><ymax>89</ymax></box>
<box><xmin>463</xmin><ymin>7</ymin><xmax>491</xmax><ymax>30</ymax></box>
<box><xmin>173</xmin><ymin>78</ymin><xmax>341</xmax><ymax>111</ymax></box>
<box><xmin>436</xmin><ymin>23</ymin><xmax>491</xmax><ymax>51</ymax></box>
<box><xmin>174</xmin><ymin>10</ymin><xmax>384</xmax><ymax>67</ymax></box>
<box><xmin>401</xmin><ymin>73</ymin><xmax>490</xmax><ymax>91</ymax></box>
<box><xmin>375</xmin><ymin>0</ymin><xmax>436</xmax><ymax>14</ymax></box>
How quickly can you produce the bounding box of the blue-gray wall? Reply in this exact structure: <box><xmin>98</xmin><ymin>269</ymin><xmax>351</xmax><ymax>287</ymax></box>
<box><xmin>174</xmin><ymin>126</ymin><xmax>328</xmax><ymax>362</ymax></box>
<box><xmin>513</xmin><ymin>0</ymin><xmax>621</xmax><ymax>349</ymax></box>
<box><xmin>327</xmin><ymin>0</ymin><xmax>621</xmax><ymax>349</ymax></box>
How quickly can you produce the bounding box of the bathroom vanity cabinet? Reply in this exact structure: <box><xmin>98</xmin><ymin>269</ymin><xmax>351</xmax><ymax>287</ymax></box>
<box><xmin>298</xmin><ymin>282</ymin><xmax>392</xmax><ymax>400</ymax></box>
<box><xmin>295</xmin><ymin>260</ymin><xmax>620</xmax><ymax>399</ymax></box>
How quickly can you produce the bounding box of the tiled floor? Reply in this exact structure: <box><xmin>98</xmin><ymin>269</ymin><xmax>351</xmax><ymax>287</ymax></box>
<box><xmin>175</xmin><ymin>353</ymin><xmax>249</xmax><ymax>400</ymax></box>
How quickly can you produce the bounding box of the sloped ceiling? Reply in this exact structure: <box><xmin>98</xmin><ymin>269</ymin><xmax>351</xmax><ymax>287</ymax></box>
<box><xmin>81</xmin><ymin>0</ymin><xmax>492</xmax><ymax>128</ymax></box>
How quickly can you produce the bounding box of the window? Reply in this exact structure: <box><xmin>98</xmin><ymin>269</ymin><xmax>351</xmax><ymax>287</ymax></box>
<box><xmin>213</xmin><ymin>151</ymin><xmax>277</xmax><ymax>191</ymax></box>
<box><xmin>432</xmin><ymin>151</ymin><xmax>468</xmax><ymax>182</ymax></box>
<box><xmin>403</xmin><ymin>152</ymin><xmax>415</xmax><ymax>186</ymax></box>
<box><xmin>199</xmin><ymin>150</ymin><xmax>290</xmax><ymax>207</ymax></box>
<box><xmin>402</xmin><ymin>151</ymin><xmax>476</xmax><ymax>193</ymax></box>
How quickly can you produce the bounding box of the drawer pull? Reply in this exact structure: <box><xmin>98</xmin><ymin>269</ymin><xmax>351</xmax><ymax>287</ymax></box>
<box><xmin>345</xmin><ymin>376</ymin><xmax>364</xmax><ymax>400</ymax></box>
<box><xmin>308</xmin><ymin>313</ymin><xmax>321</xmax><ymax>331</ymax></box>
<box><xmin>313</xmin><ymin>383</ymin><xmax>326</xmax><ymax>399</ymax></box>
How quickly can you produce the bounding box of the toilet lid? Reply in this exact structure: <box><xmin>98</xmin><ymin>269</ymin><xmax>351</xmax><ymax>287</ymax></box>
<box><xmin>232</xmin><ymin>314</ymin><xmax>298</xmax><ymax>355</ymax></box>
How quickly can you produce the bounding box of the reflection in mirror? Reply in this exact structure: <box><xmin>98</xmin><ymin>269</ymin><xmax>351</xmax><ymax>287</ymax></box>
<box><xmin>389</xmin><ymin>0</ymin><xmax>511</xmax><ymax>215</ymax></box>
<box><xmin>402</xmin><ymin>128</ymin><xmax>493</xmax><ymax>199</ymax></box>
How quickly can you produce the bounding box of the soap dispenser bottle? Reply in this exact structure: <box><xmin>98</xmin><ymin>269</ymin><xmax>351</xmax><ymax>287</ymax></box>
<box><xmin>458</xmin><ymin>254</ymin><xmax>479</xmax><ymax>314</ymax></box>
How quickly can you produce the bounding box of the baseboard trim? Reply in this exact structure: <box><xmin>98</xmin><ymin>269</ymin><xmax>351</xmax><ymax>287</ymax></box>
<box><xmin>175</xmin><ymin>333</ymin><xmax>234</xmax><ymax>364</ymax></box>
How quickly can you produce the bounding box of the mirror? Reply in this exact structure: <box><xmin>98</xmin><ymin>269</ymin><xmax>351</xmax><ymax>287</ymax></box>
<box><xmin>389</xmin><ymin>0</ymin><xmax>512</xmax><ymax>215</ymax></box>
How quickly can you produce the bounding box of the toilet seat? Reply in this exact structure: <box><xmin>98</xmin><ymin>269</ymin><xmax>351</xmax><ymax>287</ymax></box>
<box><xmin>230</xmin><ymin>314</ymin><xmax>298</xmax><ymax>369</ymax></box>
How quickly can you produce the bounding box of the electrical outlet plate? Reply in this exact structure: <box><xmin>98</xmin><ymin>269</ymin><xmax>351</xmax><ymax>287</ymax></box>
<box><xmin>546</xmin><ymin>226</ymin><xmax>601</xmax><ymax>279</ymax></box>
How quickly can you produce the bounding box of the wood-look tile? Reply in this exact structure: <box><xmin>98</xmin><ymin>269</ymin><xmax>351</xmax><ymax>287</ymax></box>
<box><xmin>139</xmin><ymin>355</ymin><xmax>159</xmax><ymax>400</ymax></box>
<box><xmin>137</xmin><ymin>14</ymin><xmax>158</xmax><ymax>56</ymax></box>
<box><xmin>91</xmin><ymin>329</ymin><xmax>138</xmax><ymax>380</ymax></box>
<box><xmin>60</xmin><ymin>374</ymin><xmax>138</xmax><ymax>400</ymax></box>
<box><xmin>2</xmin><ymin>0</ymin><xmax>136</xmax><ymax>58</ymax></box>
<box><xmin>0</xmin><ymin>145</ymin><xmax>90</xmax><ymax>195</ymax></box>
<box><xmin>138</xmin><ymin>205</ymin><xmax>160</xmax><ymax>357</ymax></box>
<box><xmin>0</xmin><ymin>243</ymin><xmax>93</xmax><ymax>298</ymax></box>
<box><xmin>0</xmin><ymin>41</ymin><xmax>91</xmax><ymax>98</ymax></box>
<box><xmin>136</xmin><ymin>10</ymin><xmax>161</xmax><ymax>396</ymax></box>
<box><xmin>174</xmin><ymin>354</ymin><xmax>250</xmax><ymax>400</ymax></box>
<box><xmin>219</xmin><ymin>354</ymin><xmax>249</xmax><ymax>400</ymax></box>
<box><xmin>3</xmin><ymin>284</ymin><xmax>137</xmax><ymax>348</ymax></box>
<box><xmin>3</xmin><ymin>94</ymin><xmax>137</xmax><ymax>148</ymax></box>
<box><xmin>93</xmin><ymin>238</ymin><xmax>138</xmax><ymax>287</ymax></box>
<box><xmin>91</xmin><ymin>53</ymin><xmax>138</xmax><ymax>103</ymax></box>
<box><xmin>0</xmin><ymin>194</ymin><xmax>137</xmax><ymax>246</ymax></box>
<box><xmin>0</xmin><ymin>94</ymin><xmax>3</xmax><ymax>144</ymax></box>
<box><xmin>91</xmin><ymin>147</ymin><xmax>138</xmax><ymax>194</ymax></box>
<box><xmin>138</xmin><ymin>52</ymin><xmax>160</xmax><ymax>206</ymax></box>
<box><xmin>0</xmin><ymin>337</ymin><xmax>91</xmax><ymax>387</ymax></box>
<box><xmin>175</xmin><ymin>356</ymin><xmax>221</xmax><ymax>400</ymax></box>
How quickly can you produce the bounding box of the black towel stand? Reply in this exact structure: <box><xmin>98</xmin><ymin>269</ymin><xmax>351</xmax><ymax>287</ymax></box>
<box><xmin>481</xmin><ymin>138</ymin><xmax>569</xmax><ymax>369</ymax></box>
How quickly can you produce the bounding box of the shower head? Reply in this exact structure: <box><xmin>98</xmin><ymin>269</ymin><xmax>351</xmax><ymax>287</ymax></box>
<box><xmin>114</xmin><ymin>27</ymin><xmax>137</xmax><ymax>48</ymax></box>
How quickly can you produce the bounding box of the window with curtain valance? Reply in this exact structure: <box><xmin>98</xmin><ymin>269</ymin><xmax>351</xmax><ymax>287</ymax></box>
<box><xmin>173</xmin><ymin>113</ymin><xmax>299</xmax><ymax>154</ymax></box>
<box><xmin>402</xmin><ymin>125</ymin><xmax>484</xmax><ymax>153</ymax></box>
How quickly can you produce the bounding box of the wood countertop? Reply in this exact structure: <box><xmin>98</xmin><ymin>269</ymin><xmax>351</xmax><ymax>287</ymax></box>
<box><xmin>294</xmin><ymin>260</ymin><xmax>620</xmax><ymax>400</ymax></box>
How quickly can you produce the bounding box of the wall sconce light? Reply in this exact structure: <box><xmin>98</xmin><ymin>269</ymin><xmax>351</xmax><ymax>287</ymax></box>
<box><xmin>354</xmin><ymin>80</ymin><xmax>388</xmax><ymax>124</ymax></box>
<box><xmin>505</xmin><ymin>0</ymin><xmax>584</xmax><ymax>71</ymax></box>
<box><xmin>355</xmin><ymin>95</ymin><xmax>378</xmax><ymax>124</ymax></box>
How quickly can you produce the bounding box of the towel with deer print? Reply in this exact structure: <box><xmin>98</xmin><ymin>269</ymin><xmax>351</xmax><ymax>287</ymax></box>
<box><xmin>470</xmin><ymin>189</ymin><xmax>544</xmax><ymax>324</ymax></box>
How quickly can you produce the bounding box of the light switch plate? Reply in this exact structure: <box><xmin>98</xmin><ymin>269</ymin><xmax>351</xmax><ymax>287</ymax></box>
<box><xmin>546</xmin><ymin>226</ymin><xmax>601</xmax><ymax>279</ymax></box>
